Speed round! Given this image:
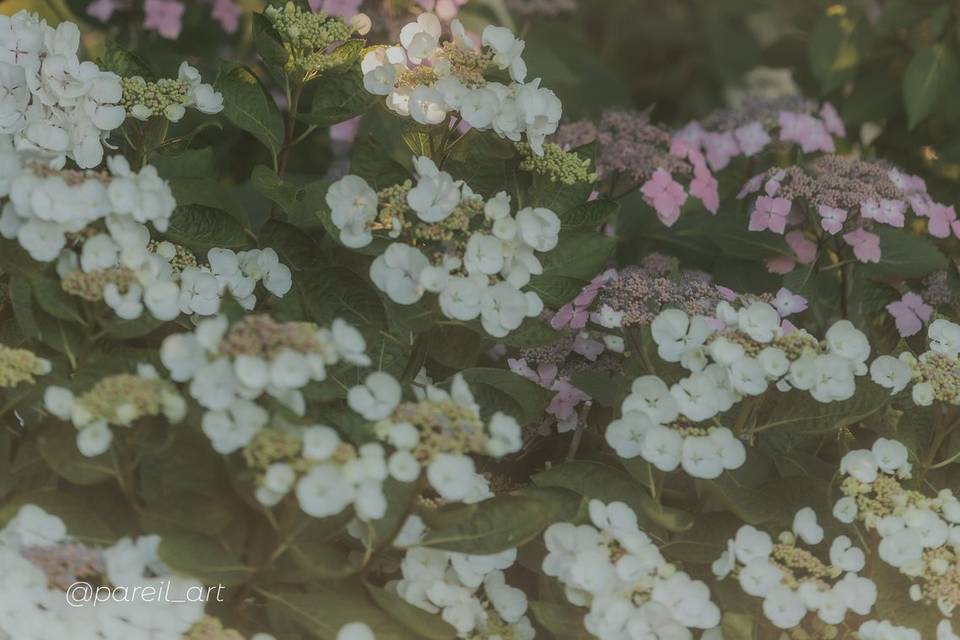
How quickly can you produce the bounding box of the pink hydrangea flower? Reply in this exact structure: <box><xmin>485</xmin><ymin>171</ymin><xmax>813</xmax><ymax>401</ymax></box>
<box><xmin>550</xmin><ymin>303</ymin><xmax>587</xmax><ymax>330</ymax></box>
<box><xmin>330</xmin><ymin>116</ymin><xmax>362</xmax><ymax>144</ymax></box>
<box><xmin>748</xmin><ymin>195</ymin><xmax>791</xmax><ymax>234</ymax></box>
<box><xmin>143</xmin><ymin>0</ymin><xmax>185</xmax><ymax>39</ymax></box>
<box><xmin>818</xmin><ymin>204</ymin><xmax>847</xmax><ymax>235</ymax></box>
<box><xmin>766</xmin><ymin>256</ymin><xmax>797</xmax><ymax>274</ymax></box>
<box><xmin>773</xmin><ymin>287</ymin><xmax>808</xmax><ymax>317</ymax></box>
<box><xmin>926</xmin><ymin>203</ymin><xmax>960</xmax><ymax>239</ymax></box>
<box><xmin>573</xmin><ymin>333</ymin><xmax>605</xmax><ymax>361</ymax></box>
<box><xmin>87</xmin><ymin>0</ymin><xmax>120</xmax><ymax>21</ymax></box>
<box><xmin>687</xmin><ymin>149</ymin><xmax>719</xmax><ymax>214</ymax></box>
<box><xmin>703</xmin><ymin>131</ymin><xmax>739</xmax><ymax>171</ymax></box>
<box><xmin>819</xmin><ymin>103</ymin><xmax>846</xmax><ymax>138</ymax></box>
<box><xmin>860</xmin><ymin>198</ymin><xmax>906</xmax><ymax>228</ymax></box>
<box><xmin>310</xmin><ymin>0</ymin><xmax>363</xmax><ymax>15</ymax></box>
<box><xmin>733</xmin><ymin>121</ymin><xmax>771</xmax><ymax>157</ymax></box>
<box><xmin>416</xmin><ymin>0</ymin><xmax>468</xmax><ymax>20</ymax></box>
<box><xmin>779</xmin><ymin>111</ymin><xmax>834</xmax><ymax>153</ymax></box>
<box><xmin>547</xmin><ymin>379</ymin><xmax>591</xmax><ymax>431</ymax></box>
<box><xmin>843</xmin><ymin>228</ymin><xmax>881</xmax><ymax>263</ymax></box>
<box><xmin>888</xmin><ymin>169</ymin><xmax>926</xmax><ymax>195</ymax></box>
<box><xmin>641</xmin><ymin>169</ymin><xmax>687</xmax><ymax>226</ymax></box>
<box><xmin>737</xmin><ymin>173</ymin><xmax>764</xmax><ymax>200</ymax></box>
<box><xmin>886</xmin><ymin>292</ymin><xmax>933</xmax><ymax>337</ymax></box>
<box><xmin>211</xmin><ymin>0</ymin><xmax>241</xmax><ymax>33</ymax></box>
<box><xmin>716</xmin><ymin>286</ymin><xmax>737</xmax><ymax>301</ymax></box>
<box><xmin>787</xmin><ymin>230</ymin><xmax>817</xmax><ymax>263</ymax></box>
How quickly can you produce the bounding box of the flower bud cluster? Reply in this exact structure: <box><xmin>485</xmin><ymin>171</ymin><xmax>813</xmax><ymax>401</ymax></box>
<box><xmin>355</xmin><ymin>372</ymin><xmax>523</xmax><ymax>503</ymax></box>
<box><xmin>264</xmin><ymin>2</ymin><xmax>363</xmax><ymax>79</ymax></box>
<box><xmin>542</xmin><ymin>499</ymin><xmax>720</xmax><ymax>639</ymax></box>
<box><xmin>121</xmin><ymin>62</ymin><xmax>224</xmax><ymax>122</ymax></box>
<box><xmin>712</xmin><ymin>508</ymin><xmax>876</xmax><ymax>630</ymax></box>
<box><xmin>0</xmin><ymin>12</ymin><xmax>125</xmax><ymax>168</ymax></box>
<box><xmin>43</xmin><ymin>363</ymin><xmax>186</xmax><ymax>457</ymax></box>
<box><xmin>0</xmin><ymin>343</ymin><xmax>50</xmax><ymax>387</ymax></box>
<box><xmin>870</xmin><ymin>319</ymin><xmax>960</xmax><ymax>406</ymax></box>
<box><xmin>676</xmin><ymin>96</ymin><xmax>846</xmax><ymax>170</ymax></box>
<box><xmin>514</xmin><ymin>141</ymin><xmax>596</xmax><ymax>185</ymax></box>
<box><xmin>161</xmin><ymin>314</ymin><xmax>371</xmax><ymax>454</ymax></box>
<box><xmin>327</xmin><ymin>156</ymin><xmax>557</xmax><ymax>337</ymax></box>
<box><xmin>362</xmin><ymin>14</ymin><xmax>561</xmax><ymax>154</ymax></box>
<box><xmin>834</xmin><ymin>439</ymin><xmax>960</xmax><ymax>621</ymax></box>
<box><xmin>606</xmin><ymin>301</ymin><xmax>871</xmax><ymax>478</ymax></box>
<box><xmin>0</xmin><ymin>504</ymin><xmax>208</xmax><ymax>638</ymax></box>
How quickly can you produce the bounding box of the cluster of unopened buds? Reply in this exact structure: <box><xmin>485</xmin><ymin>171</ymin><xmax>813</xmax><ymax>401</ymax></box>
<box><xmin>606</xmin><ymin>300</ymin><xmax>871</xmax><ymax>477</ymax></box>
<box><xmin>327</xmin><ymin>156</ymin><xmax>556</xmax><ymax>337</ymax></box>
<box><xmin>0</xmin><ymin>11</ymin><xmax>125</xmax><ymax>168</ymax></box>
<box><xmin>736</xmin><ymin>154</ymin><xmax>956</xmax><ymax>270</ymax></box>
<box><xmin>713</xmin><ymin>508</ymin><xmax>877</xmax><ymax>629</ymax></box>
<box><xmin>43</xmin><ymin>363</ymin><xmax>185</xmax><ymax>457</ymax></box>
<box><xmin>0</xmin><ymin>343</ymin><xmax>50</xmax><ymax>388</ymax></box>
<box><xmin>834</xmin><ymin>439</ymin><xmax>960</xmax><ymax>624</ymax></box>
<box><xmin>264</xmin><ymin>1</ymin><xmax>370</xmax><ymax>80</ymax></box>
<box><xmin>120</xmin><ymin>62</ymin><xmax>223</xmax><ymax>122</ymax></box>
<box><xmin>361</xmin><ymin>13</ymin><xmax>561</xmax><ymax>154</ymax></box>
<box><xmin>675</xmin><ymin>95</ymin><xmax>846</xmax><ymax>170</ymax></box>
<box><xmin>870</xmin><ymin>318</ymin><xmax>960</xmax><ymax>406</ymax></box>
<box><xmin>392</xmin><ymin>518</ymin><xmax>533</xmax><ymax>639</ymax></box>
<box><xmin>160</xmin><ymin>314</ymin><xmax>371</xmax><ymax>453</ymax></box>
<box><xmin>542</xmin><ymin>499</ymin><xmax>720</xmax><ymax>639</ymax></box>
<box><xmin>357</xmin><ymin>371</ymin><xmax>523</xmax><ymax>503</ymax></box>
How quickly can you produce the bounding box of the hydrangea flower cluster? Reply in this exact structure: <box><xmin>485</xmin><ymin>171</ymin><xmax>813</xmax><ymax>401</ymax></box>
<box><xmin>43</xmin><ymin>363</ymin><xmax>186</xmax><ymax>457</ymax></box>
<box><xmin>0</xmin><ymin>11</ymin><xmax>125</xmax><ymax>168</ymax></box>
<box><xmin>360</xmin><ymin>372</ymin><xmax>523</xmax><ymax>502</ymax></box>
<box><xmin>361</xmin><ymin>14</ymin><xmax>561</xmax><ymax>153</ymax></box>
<box><xmin>0</xmin><ymin>504</ymin><xmax>208</xmax><ymax>638</ymax></box>
<box><xmin>327</xmin><ymin>156</ymin><xmax>557</xmax><ymax>337</ymax></box>
<box><xmin>542</xmin><ymin>500</ymin><xmax>720</xmax><ymax>639</ymax></box>
<box><xmin>244</xmin><ymin>422</ymin><xmax>396</xmax><ymax>522</ymax></box>
<box><xmin>737</xmin><ymin>154</ymin><xmax>956</xmax><ymax>267</ymax></box>
<box><xmin>121</xmin><ymin>62</ymin><xmax>223</xmax><ymax>122</ymax></box>
<box><xmin>834</xmin><ymin>439</ymin><xmax>960</xmax><ymax>620</ymax></box>
<box><xmin>676</xmin><ymin>95</ymin><xmax>846</xmax><ymax>170</ymax></box>
<box><xmin>553</xmin><ymin>109</ymin><xmax>719</xmax><ymax>224</ymax></box>
<box><xmin>605</xmin><ymin>301</ymin><xmax>871</xmax><ymax>477</ymax></box>
<box><xmin>264</xmin><ymin>2</ymin><xmax>369</xmax><ymax>81</ymax></box>
<box><xmin>870</xmin><ymin>319</ymin><xmax>960</xmax><ymax>406</ymax></box>
<box><xmin>392</xmin><ymin>520</ymin><xmax>533</xmax><ymax>639</ymax></box>
<box><xmin>160</xmin><ymin>314</ymin><xmax>370</xmax><ymax>453</ymax></box>
<box><xmin>0</xmin><ymin>343</ymin><xmax>50</xmax><ymax>388</ymax></box>
<box><xmin>712</xmin><ymin>508</ymin><xmax>877</xmax><ymax>630</ymax></box>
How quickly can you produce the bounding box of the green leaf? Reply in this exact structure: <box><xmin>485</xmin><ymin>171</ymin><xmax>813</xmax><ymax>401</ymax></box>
<box><xmin>253</xmin><ymin>12</ymin><xmax>289</xmax><ymax>70</ymax></box>
<box><xmin>300</xmin><ymin>267</ymin><xmax>385</xmax><ymax>327</ymax></box>
<box><xmin>216</xmin><ymin>64</ymin><xmax>285</xmax><ymax>153</ymax></box>
<box><xmin>29</xmin><ymin>272</ymin><xmax>85</xmax><ymax>325</ymax></box>
<box><xmin>536</xmin><ymin>231</ymin><xmax>616</xmax><ymax>280</ymax></box>
<box><xmin>721</xmin><ymin>612</ymin><xmax>756</xmax><ymax>640</ymax></box>
<box><xmin>863</xmin><ymin>228</ymin><xmax>948</xmax><ymax>280</ymax></box>
<box><xmin>526</xmin><ymin>275</ymin><xmax>586</xmax><ymax>308</ymax></box>
<box><xmin>37</xmin><ymin>423</ymin><xmax>115</xmax><ymax>486</ymax></box>
<box><xmin>163</xmin><ymin>204</ymin><xmax>250</xmax><ymax>253</ymax></box>
<box><xmin>364</xmin><ymin>583</ymin><xmax>457</xmax><ymax>640</ymax></box>
<box><xmin>495</xmin><ymin>317</ymin><xmax>559</xmax><ymax>348</ymax></box>
<box><xmin>139</xmin><ymin>492</ymin><xmax>234</xmax><ymax>536</ymax></box>
<box><xmin>459</xmin><ymin>367</ymin><xmax>552</xmax><ymax>425</ymax></box>
<box><xmin>252</xmin><ymin>165</ymin><xmax>302</xmax><ymax>215</ymax></box>
<box><xmin>903</xmin><ymin>44</ymin><xmax>958</xmax><ymax>129</ymax></box>
<box><xmin>533</xmin><ymin>460</ymin><xmax>693</xmax><ymax>532</ymax></box>
<box><xmin>419</xmin><ymin>495</ymin><xmax>561</xmax><ymax>553</ymax></box>
<box><xmin>350</xmin><ymin>135</ymin><xmax>411</xmax><ymax>189</ymax></box>
<box><xmin>97</xmin><ymin>314</ymin><xmax>167</xmax><ymax>340</ymax></box>
<box><xmin>528</xmin><ymin>602</ymin><xmax>592</xmax><ymax>639</ymax></box>
<box><xmin>560</xmin><ymin>199</ymin><xmax>619</xmax><ymax>230</ymax></box>
<box><xmin>97</xmin><ymin>40</ymin><xmax>154</xmax><ymax>79</ymax></box>
<box><xmin>158</xmin><ymin>533</ymin><xmax>255</xmax><ymax>586</ymax></box>
<box><xmin>300</xmin><ymin>66</ymin><xmax>377</xmax><ymax>127</ymax></box>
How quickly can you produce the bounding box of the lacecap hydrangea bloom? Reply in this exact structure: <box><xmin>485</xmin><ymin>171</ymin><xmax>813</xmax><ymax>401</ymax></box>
<box><xmin>0</xmin><ymin>504</ymin><xmax>212</xmax><ymax>638</ymax></box>
<box><xmin>542</xmin><ymin>499</ymin><xmax>721</xmax><ymax>639</ymax></box>
<box><xmin>43</xmin><ymin>363</ymin><xmax>186</xmax><ymax>457</ymax></box>
<box><xmin>870</xmin><ymin>318</ymin><xmax>960</xmax><ymax>406</ymax></box>
<box><xmin>361</xmin><ymin>13</ymin><xmax>561</xmax><ymax>154</ymax></box>
<box><xmin>834</xmin><ymin>438</ymin><xmax>960</xmax><ymax>622</ymax></box>
<box><xmin>326</xmin><ymin>156</ymin><xmax>557</xmax><ymax>337</ymax></box>
<box><xmin>264</xmin><ymin>1</ymin><xmax>370</xmax><ymax>81</ymax></box>
<box><xmin>0</xmin><ymin>343</ymin><xmax>50</xmax><ymax>388</ymax></box>
<box><xmin>713</xmin><ymin>508</ymin><xmax>876</xmax><ymax>630</ymax></box>
<box><xmin>606</xmin><ymin>300</ymin><xmax>872</xmax><ymax>477</ymax></box>
<box><xmin>120</xmin><ymin>62</ymin><xmax>223</xmax><ymax>122</ymax></box>
<box><xmin>391</xmin><ymin>516</ymin><xmax>533</xmax><ymax>639</ymax></box>
<box><xmin>361</xmin><ymin>371</ymin><xmax>523</xmax><ymax>503</ymax></box>
<box><xmin>0</xmin><ymin>12</ymin><xmax>125</xmax><ymax>168</ymax></box>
